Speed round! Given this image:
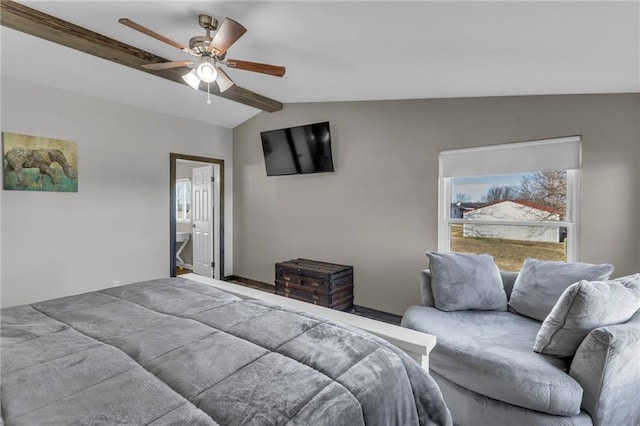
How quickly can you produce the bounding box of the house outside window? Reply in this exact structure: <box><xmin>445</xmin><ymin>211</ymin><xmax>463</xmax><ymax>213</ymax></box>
<box><xmin>438</xmin><ymin>136</ymin><xmax>581</xmax><ymax>271</ymax></box>
<box><xmin>176</xmin><ymin>178</ymin><xmax>191</xmax><ymax>223</ymax></box>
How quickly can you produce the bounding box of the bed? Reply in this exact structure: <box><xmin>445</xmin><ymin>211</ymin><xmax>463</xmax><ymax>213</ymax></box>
<box><xmin>1</xmin><ymin>277</ymin><xmax>451</xmax><ymax>425</ymax></box>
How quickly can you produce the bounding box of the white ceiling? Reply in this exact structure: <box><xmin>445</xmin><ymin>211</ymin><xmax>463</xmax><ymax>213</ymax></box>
<box><xmin>2</xmin><ymin>1</ymin><xmax>639</xmax><ymax>129</ymax></box>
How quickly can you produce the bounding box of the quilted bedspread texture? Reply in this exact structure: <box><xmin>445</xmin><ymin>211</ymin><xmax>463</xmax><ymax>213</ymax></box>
<box><xmin>0</xmin><ymin>278</ymin><xmax>451</xmax><ymax>425</ymax></box>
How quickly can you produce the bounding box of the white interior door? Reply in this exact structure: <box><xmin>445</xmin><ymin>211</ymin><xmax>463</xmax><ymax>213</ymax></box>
<box><xmin>192</xmin><ymin>165</ymin><xmax>214</xmax><ymax>278</ymax></box>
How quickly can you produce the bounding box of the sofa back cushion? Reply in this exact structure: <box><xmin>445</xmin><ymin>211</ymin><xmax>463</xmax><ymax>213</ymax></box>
<box><xmin>420</xmin><ymin>269</ymin><xmax>518</xmax><ymax>307</ymax></box>
<box><xmin>508</xmin><ymin>259</ymin><xmax>614</xmax><ymax>322</ymax></box>
<box><xmin>500</xmin><ymin>271</ymin><xmax>519</xmax><ymax>299</ymax></box>
<box><xmin>534</xmin><ymin>274</ymin><xmax>640</xmax><ymax>357</ymax></box>
<box><xmin>426</xmin><ymin>252</ymin><xmax>507</xmax><ymax>311</ymax></box>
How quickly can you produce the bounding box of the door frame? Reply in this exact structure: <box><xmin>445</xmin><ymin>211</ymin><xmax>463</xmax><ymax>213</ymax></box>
<box><xmin>169</xmin><ymin>153</ymin><xmax>225</xmax><ymax>278</ymax></box>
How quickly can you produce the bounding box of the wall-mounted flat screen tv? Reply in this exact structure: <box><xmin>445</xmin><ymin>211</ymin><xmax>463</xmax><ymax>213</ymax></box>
<box><xmin>260</xmin><ymin>121</ymin><xmax>334</xmax><ymax>176</ymax></box>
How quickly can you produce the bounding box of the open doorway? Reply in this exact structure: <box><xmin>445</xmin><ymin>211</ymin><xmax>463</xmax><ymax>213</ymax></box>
<box><xmin>169</xmin><ymin>153</ymin><xmax>225</xmax><ymax>279</ymax></box>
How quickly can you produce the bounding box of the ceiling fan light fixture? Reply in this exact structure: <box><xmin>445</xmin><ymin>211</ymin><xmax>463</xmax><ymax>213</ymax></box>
<box><xmin>216</xmin><ymin>68</ymin><xmax>235</xmax><ymax>93</ymax></box>
<box><xmin>196</xmin><ymin>62</ymin><xmax>217</xmax><ymax>83</ymax></box>
<box><xmin>182</xmin><ymin>69</ymin><xmax>201</xmax><ymax>90</ymax></box>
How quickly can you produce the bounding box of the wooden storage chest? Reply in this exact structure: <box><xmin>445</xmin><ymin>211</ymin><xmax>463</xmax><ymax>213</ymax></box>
<box><xmin>275</xmin><ymin>258</ymin><xmax>354</xmax><ymax>311</ymax></box>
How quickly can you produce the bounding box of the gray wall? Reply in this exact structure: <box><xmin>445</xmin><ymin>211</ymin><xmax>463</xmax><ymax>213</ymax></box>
<box><xmin>233</xmin><ymin>94</ymin><xmax>640</xmax><ymax>315</ymax></box>
<box><xmin>1</xmin><ymin>77</ymin><xmax>233</xmax><ymax>308</ymax></box>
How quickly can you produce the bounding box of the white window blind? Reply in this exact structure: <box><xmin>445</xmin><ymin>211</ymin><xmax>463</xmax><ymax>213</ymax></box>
<box><xmin>440</xmin><ymin>136</ymin><xmax>582</xmax><ymax>178</ymax></box>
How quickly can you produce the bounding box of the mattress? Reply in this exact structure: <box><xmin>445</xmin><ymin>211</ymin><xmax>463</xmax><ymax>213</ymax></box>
<box><xmin>1</xmin><ymin>277</ymin><xmax>451</xmax><ymax>425</ymax></box>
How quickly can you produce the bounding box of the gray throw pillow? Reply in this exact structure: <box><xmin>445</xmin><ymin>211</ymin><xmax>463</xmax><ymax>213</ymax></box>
<box><xmin>426</xmin><ymin>251</ymin><xmax>507</xmax><ymax>311</ymax></box>
<box><xmin>509</xmin><ymin>259</ymin><xmax>614</xmax><ymax>321</ymax></box>
<box><xmin>534</xmin><ymin>274</ymin><xmax>640</xmax><ymax>357</ymax></box>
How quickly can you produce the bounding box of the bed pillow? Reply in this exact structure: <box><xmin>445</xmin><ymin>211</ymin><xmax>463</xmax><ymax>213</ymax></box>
<box><xmin>509</xmin><ymin>259</ymin><xmax>614</xmax><ymax>321</ymax></box>
<box><xmin>534</xmin><ymin>274</ymin><xmax>640</xmax><ymax>357</ymax></box>
<box><xmin>426</xmin><ymin>251</ymin><xmax>507</xmax><ymax>311</ymax></box>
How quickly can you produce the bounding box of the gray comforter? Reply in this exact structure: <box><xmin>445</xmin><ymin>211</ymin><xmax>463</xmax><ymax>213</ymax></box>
<box><xmin>1</xmin><ymin>277</ymin><xmax>451</xmax><ymax>425</ymax></box>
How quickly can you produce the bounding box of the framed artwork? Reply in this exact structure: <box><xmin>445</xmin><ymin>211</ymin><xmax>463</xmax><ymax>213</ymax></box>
<box><xmin>2</xmin><ymin>132</ymin><xmax>78</xmax><ymax>192</ymax></box>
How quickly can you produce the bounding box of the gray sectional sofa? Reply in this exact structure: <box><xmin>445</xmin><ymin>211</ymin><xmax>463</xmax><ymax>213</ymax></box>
<box><xmin>402</xmin><ymin>261</ymin><xmax>640</xmax><ymax>426</ymax></box>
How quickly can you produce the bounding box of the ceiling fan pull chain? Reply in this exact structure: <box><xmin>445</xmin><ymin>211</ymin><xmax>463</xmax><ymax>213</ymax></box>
<box><xmin>207</xmin><ymin>82</ymin><xmax>212</xmax><ymax>105</ymax></box>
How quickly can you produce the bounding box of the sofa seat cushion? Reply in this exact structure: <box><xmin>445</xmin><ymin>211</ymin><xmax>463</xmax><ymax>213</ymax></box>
<box><xmin>402</xmin><ymin>306</ymin><xmax>583</xmax><ymax>416</ymax></box>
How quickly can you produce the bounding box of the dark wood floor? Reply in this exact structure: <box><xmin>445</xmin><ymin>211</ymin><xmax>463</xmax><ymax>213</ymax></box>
<box><xmin>224</xmin><ymin>275</ymin><xmax>402</xmax><ymax>326</ymax></box>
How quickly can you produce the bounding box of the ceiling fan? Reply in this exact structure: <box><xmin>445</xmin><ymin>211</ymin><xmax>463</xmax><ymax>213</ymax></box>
<box><xmin>119</xmin><ymin>13</ymin><xmax>286</xmax><ymax>104</ymax></box>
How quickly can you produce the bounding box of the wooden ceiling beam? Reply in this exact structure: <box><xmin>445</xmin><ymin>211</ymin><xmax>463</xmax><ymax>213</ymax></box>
<box><xmin>0</xmin><ymin>0</ymin><xmax>283</xmax><ymax>112</ymax></box>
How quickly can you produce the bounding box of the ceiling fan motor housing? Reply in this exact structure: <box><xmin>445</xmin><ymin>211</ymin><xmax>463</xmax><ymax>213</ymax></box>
<box><xmin>189</xmin><ymin>35</ymin><xmax>213</xmax><ymax>55</ymax></box>
<box><xmin>190</xmin><ymin>15</ymin><xmax>219</xmax><ymax>55</ymax></box>
<box><xmin>198</xmin><ymin>14</ymin><xmax>218</xmax><ymax>31</ymax></box>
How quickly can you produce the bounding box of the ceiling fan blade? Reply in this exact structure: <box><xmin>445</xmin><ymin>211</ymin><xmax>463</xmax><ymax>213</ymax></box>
<box><xmin>226</xmin><ymin>59</ymin><xmax>286</xmax><ymax>77</ymax></box>
<box><xmin>207</xmin><ymin>18</ymin><xmax>247</xmax><ymax>56</ymax></box>
<box><xmin>142</xmin><ymin>60</ymin><xmax>194</xmax><ymax>70</ymax></box>
<box><xmin>119</xmin><ymin>18</ymin><xmax>191</xmax><ymax>54</ymax></box>
<box><xmin>216</xmin><ymin>68</ymin><xmax>235</xmax><ymax>92</ymax></box>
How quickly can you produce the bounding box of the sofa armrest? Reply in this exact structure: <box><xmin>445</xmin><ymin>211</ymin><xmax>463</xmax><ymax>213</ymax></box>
<box><xmin>419</xmin><ymin>269</ymin><xmax>435</xmax><ymax>307</ymax></box>
<box><xmin>569</xmin><ymin>311</ymin><xmax>640</xmax><ymax>426</ymax></box>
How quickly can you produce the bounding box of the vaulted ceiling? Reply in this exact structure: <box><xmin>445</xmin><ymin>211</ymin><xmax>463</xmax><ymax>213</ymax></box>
<box><xmin>2</xmin><ymin>1</ymin><xmax>638</xmax><ymax>128</ymax></box>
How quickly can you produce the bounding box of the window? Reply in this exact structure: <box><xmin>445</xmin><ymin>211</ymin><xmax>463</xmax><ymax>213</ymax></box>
<box><xmin>438</xmin><ymin>136</ymin><xmax>581</xmax><ymax>271</ymax></box>
<box><xmin>176</xmin><ymin>178</ymin><xmax>191</xmax><ymax>223</ymax></box>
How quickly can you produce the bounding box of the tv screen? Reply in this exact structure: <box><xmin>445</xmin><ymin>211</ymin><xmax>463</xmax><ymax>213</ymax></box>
<box><xmin>260</xmin><ymin>121</ymin><xmax>334</xmax><ymax>176</ymax></box>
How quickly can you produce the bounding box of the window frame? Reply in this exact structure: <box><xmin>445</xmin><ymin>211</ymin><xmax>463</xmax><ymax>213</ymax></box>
<box><xmin>176</xmin><ymin>178</ymin><xmax>192</xmax><ymax>224</ymax></box>
<box><xmin>437</xmin><ymin>140</ymin><xmax>582</xmax><ymax>263</ymax></box>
